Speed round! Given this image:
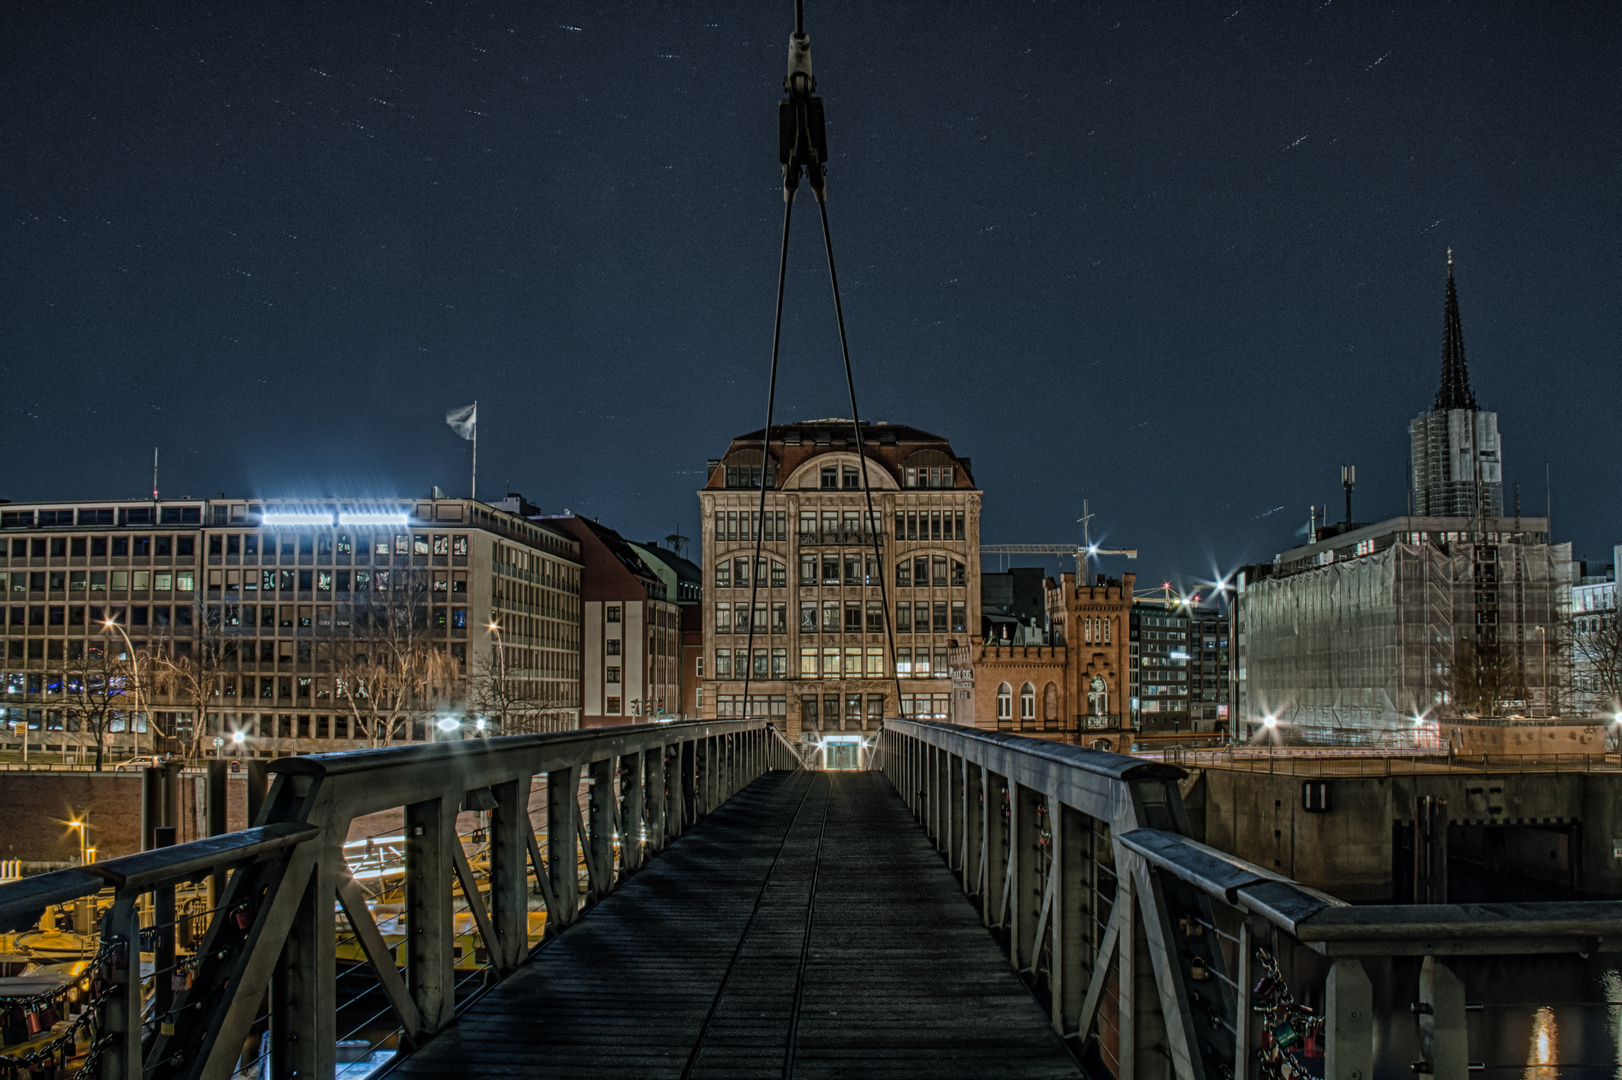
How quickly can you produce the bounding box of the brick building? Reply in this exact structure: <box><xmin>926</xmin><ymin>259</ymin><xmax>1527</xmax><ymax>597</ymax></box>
<box><xmin>698</xmin><ymin>421</ymin><xmax>981</xmax><ymax>753</ymax></box>
<box><xmin>971</xmin><ymin>572</ymin><xmax>1133</xmax><ymax>742</ymax></box>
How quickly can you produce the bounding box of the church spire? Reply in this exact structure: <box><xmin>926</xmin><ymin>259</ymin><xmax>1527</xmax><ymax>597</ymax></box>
<box><xmin>1434</xmin><ymin>248</ymin><xmax>1478</xmax><ymax>411</ymax></box>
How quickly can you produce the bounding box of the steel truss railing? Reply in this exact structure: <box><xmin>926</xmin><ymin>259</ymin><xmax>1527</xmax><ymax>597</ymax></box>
<box><xmin>879</xmin><ymin>719</ymin><xmax>1622</xmax><ymax>1080</ymax></box>
<box><xmin>0</xmin><ymin>719</ymin><xmax>798</xmax><ymax>1080</ymax></box>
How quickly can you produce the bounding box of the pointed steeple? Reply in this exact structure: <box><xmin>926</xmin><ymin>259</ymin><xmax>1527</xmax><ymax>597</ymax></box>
<box><xmin>1434</xmin><ymin>248</ymin><xmax>1478</xmax><ymax>411</ymax></box>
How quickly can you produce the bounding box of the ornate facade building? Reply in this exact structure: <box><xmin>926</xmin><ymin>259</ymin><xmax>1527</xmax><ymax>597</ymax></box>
<box><xmin>970</xmin><ymin>572</ymin><xmax>1134</xmax><ymax>745</ymax></box>
<box><xmin>698</xmin><ymin>421</ymin><xmax>980</xmax><ymax>754</ymax></box>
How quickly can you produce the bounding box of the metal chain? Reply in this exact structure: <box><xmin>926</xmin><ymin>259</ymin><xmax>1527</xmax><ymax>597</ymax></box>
<box><xmin>1252</xmin><ymin>948</ymin><xmax>1323</xmax><ymax>1080</ymax></box>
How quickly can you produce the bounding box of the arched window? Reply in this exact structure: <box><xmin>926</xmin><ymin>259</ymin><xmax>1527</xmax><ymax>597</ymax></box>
<box><xmin>1043</xmin><ymin>682</ymin><xmax>1059</xmax><ymax>722</ymax></box>
<box><xmin>996</xmin><ymin>683</ymin><xmax>1013</xmax><ymax>720</ymax></box>
<box><xmin>1104</xmin><ymin>616</ymin><xmax>1113</xmax><ymax>644</ymax></box>
<box><xmin>1020</xmin><ymin>682</ymin><xmax>1036</xmax><ymax>721</ymax></box>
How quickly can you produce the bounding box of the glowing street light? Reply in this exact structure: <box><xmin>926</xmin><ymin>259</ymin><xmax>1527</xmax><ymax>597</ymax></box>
<box><xmin>68</xmin><ymin>819</ymin><xmax>90</xmax><ymax>866</ymax></box>
<box><xmin>231</xmin><ymin>729</ymin><xmax>246</xmax><ymax>745</ymax></box>
<box><xmin>1262</xmin><ymin>715</ymin><xmax>1277</xmax><ymax>729</ymax></box>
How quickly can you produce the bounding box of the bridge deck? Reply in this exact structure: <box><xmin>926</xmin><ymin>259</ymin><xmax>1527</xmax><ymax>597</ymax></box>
<box><xmin>390</xmin><ymin>770</ymin><xmax>1083</xmax><ymax>1079</ymax></box>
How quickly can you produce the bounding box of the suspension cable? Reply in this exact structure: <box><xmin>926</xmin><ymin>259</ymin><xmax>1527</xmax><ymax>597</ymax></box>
<box><xmin>813</xmin><ymin>188</ymin><xmax>908</xmax><ymax>720</ymax></box>
<box><xmin>740</xmin><ymin>197</ymin><xmax>795</xmax><ymax>722</ymax></box>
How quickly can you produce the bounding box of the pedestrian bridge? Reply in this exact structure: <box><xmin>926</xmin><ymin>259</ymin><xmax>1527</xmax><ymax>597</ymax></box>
<box><xmin>4</xmin><ymin>719</ymin><xmax>1622</xmax><ymax>1080</ymax></box>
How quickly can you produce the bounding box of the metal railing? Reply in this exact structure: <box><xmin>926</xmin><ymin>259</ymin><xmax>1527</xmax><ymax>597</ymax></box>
<box><xmin>1166</xmin><ymin>745</ymin><xmax>1622</xmax><ymax>776</ymax></box>
<box><xmin>879</xmin><ymin>719</ymin><xmax>1622</xmax><ymax>1080</ymax></box>
<box><xmin>0</xmin><ymin>719</ymin><xmax>797</xmax><ymax>1080</ymax></box>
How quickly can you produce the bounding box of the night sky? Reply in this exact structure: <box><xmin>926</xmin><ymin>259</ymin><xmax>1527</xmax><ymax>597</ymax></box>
<box><xmin>4</xmin><ymin>3</ymin><xmax>1618</xmax><ymax>591</ymax></box>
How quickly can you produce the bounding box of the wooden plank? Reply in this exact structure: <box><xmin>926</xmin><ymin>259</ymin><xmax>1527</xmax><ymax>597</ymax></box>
<box><xmin>389</xmin><ymin>771</ymin><xmax>1082</xmax><ymax>1079</ymax></box>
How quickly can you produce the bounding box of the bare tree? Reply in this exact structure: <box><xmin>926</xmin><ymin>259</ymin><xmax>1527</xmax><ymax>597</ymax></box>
<box><xmin>1451</xmin><ymin>637</ymin><xmax>1528</xmax><ymax>717</ymax></box>
<box><xmin>1574</xmin><ymin>609</ymin><xmax>1622</xmax><ymax>718</ymax></box>
<box><xmin>333</xmin><ymin>570</ymin><xmax>459</xmax><ymax>745</ymax></box>
<box><xmin>58</xmin><ymin>641</ymin><xmax>139</xmax><ymax>771</ymax></box>
<box><xmin>149</xmin><ymin>599</ymin><xmax>230</xmax><ymax>763</ymax></box>
<box><xmin>465</xmin><ymin>648</ymin><xmax>576</xmax><ymax>735</ymax></box>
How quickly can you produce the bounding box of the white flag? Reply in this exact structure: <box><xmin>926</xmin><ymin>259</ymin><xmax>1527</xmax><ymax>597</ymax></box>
<box><xmin>445</xmin><ymin>402</ymin><xmax>477</xmax><ymax>441</ymax></box>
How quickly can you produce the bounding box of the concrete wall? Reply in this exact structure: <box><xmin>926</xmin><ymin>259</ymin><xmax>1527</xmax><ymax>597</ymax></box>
<box><xmin>1196</xmin><ymin>766</ymin><xmax>1622</xmax><ymax>901</ymax></box>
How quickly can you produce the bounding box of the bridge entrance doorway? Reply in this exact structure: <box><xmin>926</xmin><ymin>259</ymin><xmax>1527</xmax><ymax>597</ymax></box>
<box><xmin>822</xmin><ymin>735</ymin><xmax>862</xmax><ymax>770</ymax></box>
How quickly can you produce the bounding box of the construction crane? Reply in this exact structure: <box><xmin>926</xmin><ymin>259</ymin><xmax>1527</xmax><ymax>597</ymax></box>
<box><xmin>979</xmin><ymin>501</ymin><xmax>1137</xmax><ymax>576</ymax></box>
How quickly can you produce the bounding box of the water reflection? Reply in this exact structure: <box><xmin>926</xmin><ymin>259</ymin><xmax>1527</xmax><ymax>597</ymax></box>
<box><xmin>1525</xmin><ymin>1005</ymin><xmax>1558</xmax><ymax>1080</ymax></box>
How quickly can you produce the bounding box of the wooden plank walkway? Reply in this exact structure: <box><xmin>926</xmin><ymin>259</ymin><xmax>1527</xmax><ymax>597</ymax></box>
<box><xmin>390</xmin><ymin>770</ymin><xmax>1083</xmax><ymax>1079</ymax></box>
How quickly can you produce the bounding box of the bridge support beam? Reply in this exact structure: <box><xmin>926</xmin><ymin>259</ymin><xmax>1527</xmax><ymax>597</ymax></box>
<box><xmin>587</xmin><ymin>757</ymin><xmax>616</xmax><ymax>900</ymax></box>
<box><xmin>404</xmin><ymin>797</ymin><xmax>456</xmax><ymax>1035</ymax></box>
<box><xmin>984</xmin><ymin>770</ymin><xmax>1009</xmax><ymax>929</ymax></box>
<box><xmin>547</xmin><ymin>766</ymin><xmax>582</xmax><ymax>930</ymax></box>
<box><xmin>489</xmin><ymin>777</ymin><xmax>532</xmax><ymax>971</ymax></box>
<box><xmin>645</xmin><ymin>745</ymin><xmax>668</xmax><ymax>853</ymax></box>
<box><xmin>1051</xmin><ymin>803</ymin><xmax>1090</xmax><ymax>1036</ymax></box>
<box><xmin>1326</xmin><ymin>958</ymin><xmax>1374</xmax><ymax>1080</ymax></box>
<box><xmin>963</xmin><ymin>760</ymin><xmax>984</xmax><ymax>899</ymax></box>
<box><xmin>620</xmin><ymin>752</ymin><xmax>645</xmax><ymax>874</ymax></box>
<box><xmin>272</xmin><ymin>850</ymin><xmax>337</xmax><ymax>1080</ymax></box>
<box><xmin>1010</xmin><ymin>783</ymin><xmax>1042</xmax><ymax>970</ymax></box>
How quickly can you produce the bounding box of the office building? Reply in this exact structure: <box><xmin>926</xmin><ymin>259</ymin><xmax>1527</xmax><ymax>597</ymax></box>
<box><xmin>0</xmin><ymin>496</ymin><xmax>583</xmax><ymax>759</ymax></box>
<box><xmin>698</xmin><ymin>420</ymin><xmax>980</xmax><ymax>752</ymax></box>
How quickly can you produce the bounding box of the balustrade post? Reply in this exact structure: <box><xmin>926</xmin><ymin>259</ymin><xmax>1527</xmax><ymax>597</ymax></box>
<box><xmin>1009</xmin><ymin>784</ymin><xmax>1042</xmax><ymax>967</ymax></box>
<box><xmin>271</xmin><ymin>846</ymin><xmax>337</xmax><ymax>1080</ymax></box>
<box><xmin>546</xmin><ymin>766</ymin><xmax>582</xmax><ymax>929</ymax></box>
<box><xmin>645</xmin><ymin>745</ymin><xmax>668</xmax><ymax>853</ymax></box>
<box><xmin>405</xmin><ymin>796</ymin><xmax>456</xmax><ymax>1033</ymax></box>
<box><xmin>488</xmin><ymin>777</ymin><xmax>532</xmax><ymax>971</ymax></box>
<box><xmin>947</xmin><ymin>754</ymin><xmax>963</xmax><ymax>872</ymax></box>
<box><xmin>619</xmin><ymin>751</ymin><xmax>645</xmax><ymax>874</ymax></box>
<box><xmin>983</xmin><ymin>770</ymin><xmax>1009</xmax><ymax>928</ymax></box>
<box><xmin>963</xmin><ymin>760</ymin><xmax>984</xmax><ymax>897</ymax></box>
<box><xmin>1325</xmin><ymin>958</ymin><xmax>1374</xmax><ymax>1080</ymax></box>
<box><xmin>681</xmin><ymin>740</ymin><xmax>698</xmax><ymax>828</ymax></box>
<box><xmin>587</xmin><ymin>758</ymin><xmax>617</xmax><ymax>898</ymax></box>
<box><xmin>101</xmin><ymin>893</ymin><xmax>142</xmax><ymax>1080</ymax></box>
<box><xmin>1051</xmin><ymin>803</ymin><xmax>1089</xmax><ymax>1035</ymax></box>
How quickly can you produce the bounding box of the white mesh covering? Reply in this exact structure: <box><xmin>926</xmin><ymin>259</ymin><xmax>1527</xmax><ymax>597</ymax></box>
<box><xmin>1243</xmin><ymin>538</ymin><xmax>1571</xmax><ymax>743</ymax></box>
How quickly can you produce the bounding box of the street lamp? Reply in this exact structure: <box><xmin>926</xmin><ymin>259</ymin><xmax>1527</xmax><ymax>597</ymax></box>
<box><xmin>103</xmin><ymin>619</ymin><xmax>144</xmax><ymax>758</ymax></box>
<box><xmin>68</xmin><ymin>818</ymin><xmax>89</xmax><ymax>866</ymax></box>
<box><xmin>487</xmin><ymin>621</ymin><xmax>505</xmax><ymax>735</ymax></box>
<box><xmin>1536</xmin><ymin>626</ymin><xmax>1548</xmax><ymax>716</ymax></box>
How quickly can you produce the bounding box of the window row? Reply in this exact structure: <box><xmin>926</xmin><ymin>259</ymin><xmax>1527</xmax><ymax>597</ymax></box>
<box><xmin>207</xmin><ymin>532</ymin><xmax>470</xmax><ymax>560</ymax></box>
<box><xmin>802</xmin><ymin>693</ymin><xmax>885</xmax><ymax>725</ymax></box>
<box><xmin>711</xmin><ymin>644</ymin><xmax>955</xmax><ymax>679</ymax></box>
<box><xmin>714</xmin><ymin>510</ymin><xmax>789</xmax><ymax>543</ymax></box>
<box><xmin>6</xmin><ymin>569</ymin><xmax>197</xmax><ymax>594</ymax></box>
<box><xmin>713</xmin><ymin>694</ymin><xmax>787</xmax><ymax>718</ymax></box>
<box><xmin>6</xmin><ymin>535</ymin><xmax>197</xmax><ymax>560</ymax></box>
<box><xmin>892</xmin><ymin>509</ymin><xmax>964</xmax><ymax>541</ymax></box>
<box><xmin>719</xmin><ymin>553</ymin><xmax>968</xmax><ymax>591</ymax></box>
<box><xmin>714</xmin><ymin>600</ymin><xmax>968</xmax><ymax>636</ymax></box>
<box><xmin>2</xmin><ymin>602</ymin><xmax>474</xmax><ymax>635</ymax></box>
<box><xmin>713</xmin><ymin>557</ymin><xmax>788</xmax><ymax>589</ymax></box>
<box><xmin>0</xmin><ymin>507</ymin><xmax>199</xmax><ymax>529</ymax></box>
<box><xmin>206</xmin><ymin>568</ymin><xmax>467</xmax><ymax>594</ymax></box>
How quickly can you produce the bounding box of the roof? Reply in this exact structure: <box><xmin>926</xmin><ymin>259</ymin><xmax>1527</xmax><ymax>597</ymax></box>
<box><xmin>706</xmin><ymin>420</ymin><xmax>976</xmax><ymax>490</ymax></box>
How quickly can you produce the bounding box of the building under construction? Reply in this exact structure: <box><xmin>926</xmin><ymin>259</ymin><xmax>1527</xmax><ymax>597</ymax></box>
<box><xmin>1234</xmin><ymin>517</ymin><xmax>1570</xmax><ymax>741</ymax></box>
<box><xmin>1232</xmin><ymin>257</ymin><xmax>1572</xmax><ymax>742</ymax></box>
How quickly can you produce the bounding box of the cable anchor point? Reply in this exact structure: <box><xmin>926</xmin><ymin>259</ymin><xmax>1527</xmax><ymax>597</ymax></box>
<box><xmin>779</xmin><ymin>18</ymin><xmax>828</xmax><ymax>202</ymax></box>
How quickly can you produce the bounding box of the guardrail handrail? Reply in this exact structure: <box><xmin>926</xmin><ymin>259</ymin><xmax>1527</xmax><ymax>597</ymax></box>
<box><xmin>879</xmin><ymin>718</ymin><xmax>1622</xmax><ymax>1080</ymax></box>
<box><xmin>0</xmin><ymin>718</ymin><xmax>794</xmax><ymax>1080</ymax></box>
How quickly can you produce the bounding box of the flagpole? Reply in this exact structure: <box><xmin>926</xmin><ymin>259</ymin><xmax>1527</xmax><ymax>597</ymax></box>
<box><xmin>471</xmin><ymin>400</ymin><xmax>478</xmax><ymax>502</ymax></box>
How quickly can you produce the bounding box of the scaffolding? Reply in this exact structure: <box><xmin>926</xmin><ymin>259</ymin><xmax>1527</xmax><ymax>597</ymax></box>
<box><xmin>1241</xmin><ymin>535</ymin><xmax>1570</xmax><ymax>743</ymax></box>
